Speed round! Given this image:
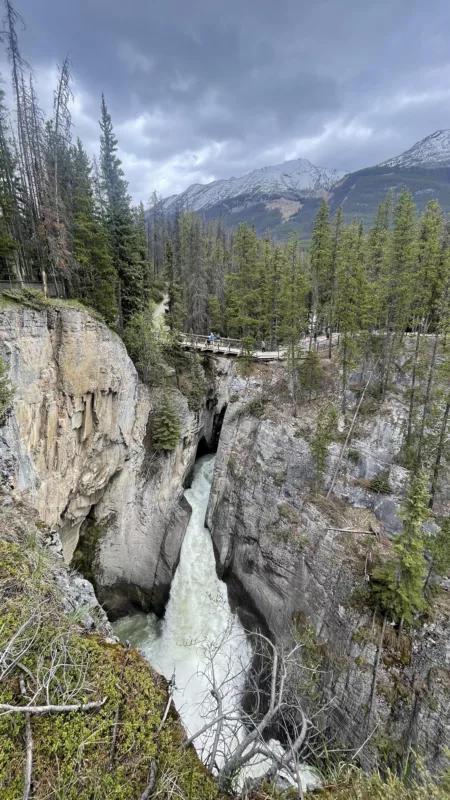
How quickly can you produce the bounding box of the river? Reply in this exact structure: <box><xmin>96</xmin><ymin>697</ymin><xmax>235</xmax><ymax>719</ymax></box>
<box><xmin>113</xmin><ymin>455</ymin><xmax>251</xmax><ymax>764</ymax></box>
<box><xmin>113</xmin><ymin>453</ymin><xmax>319</xmax><ymax>791</ymax></box>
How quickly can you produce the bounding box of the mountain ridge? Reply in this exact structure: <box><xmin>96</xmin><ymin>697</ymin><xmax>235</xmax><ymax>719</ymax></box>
<box><xmin>162</xmin><ymin>156</ymin><xmax>344</xmax><ymax>213</ymax></box>
<box><xmin>377</xmin><ymin>129</ymin><xmax>450</xmax><ymax>170</ymax></box>
<box><xmin>161</xmin><ymin>130</ymin><xmax>450</xmax><ymax>241</ymax></box>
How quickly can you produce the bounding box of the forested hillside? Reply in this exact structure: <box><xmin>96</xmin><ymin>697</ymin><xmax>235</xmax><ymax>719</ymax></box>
<box><xmin>0</xmin><ymin>0</ymin><xmax>450</xmax><ymax>631</ymax></box>
<box><xmin>2</xmin><ymin>2</ymin><xmax>450</xmax><ymax>798</ymax></box>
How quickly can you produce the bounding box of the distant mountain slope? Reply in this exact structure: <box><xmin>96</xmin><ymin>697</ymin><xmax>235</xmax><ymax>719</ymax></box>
<box><xmin>162</xmin><ymin>157</ymin><xmax>344</xmax><ymax>214</ymax></box>
<box><xmin>378</xmin><ymin>130</ymin><xmax>450</xmax><ymax>169</ymax></box>
<box><xmin>328</xmin><ymin>164</ymin><xmax>450</xmax><ymax>229</ymax></box>
<box><xmin>161</xmin><ymin>131</ymin><xmax>450</xmax><ymax>242</ymax></box>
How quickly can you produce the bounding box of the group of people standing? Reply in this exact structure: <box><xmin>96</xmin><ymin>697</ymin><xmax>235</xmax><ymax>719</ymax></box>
<box><xmin>207</xmin><ymin>333</ymin><xmax>266</xmax><ymax>352</ymax></box>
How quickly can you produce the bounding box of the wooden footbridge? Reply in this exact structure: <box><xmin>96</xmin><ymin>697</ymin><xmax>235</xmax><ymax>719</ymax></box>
<box><xmin>179</xmin><ymin>333</ymin><xmax>339</xmax><ymax>361</ymax></box>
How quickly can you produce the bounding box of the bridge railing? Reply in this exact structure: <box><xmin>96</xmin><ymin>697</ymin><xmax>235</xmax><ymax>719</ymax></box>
<box><xmin>180</xmin><ymin>334</ymin><xmax>244</xmax><ymax>353</ymax></box>
<box><xmin>179</xmin><ymin>331</ymin><xmax>339</xmax><ymax>357</ymax></box>
<box><xmin>0</xmin><ymin>279</ymin><xmax>60</xmax><ymax>298</ymax></box>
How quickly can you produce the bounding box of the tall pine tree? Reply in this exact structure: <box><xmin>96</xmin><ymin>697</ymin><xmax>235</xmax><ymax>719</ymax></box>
<box><xmin>100</xmin><ymin>94</ymin><xmax>142</xmax><ymax>330</ymax></box>
<box><xmin>70</xmin><ymin>139</ymin><xmax>118</xmax><ymax>324</ymax></box>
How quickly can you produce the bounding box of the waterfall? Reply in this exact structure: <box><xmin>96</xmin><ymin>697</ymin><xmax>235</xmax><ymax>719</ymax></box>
<box><xmin>114</xmin><ymin>455</ymin><xmax>251</xmax><ymax>762</ymax></box>
<box><xmin>113</xmin><ymin>453</ymin><xmax>320</xmax><ymax>791</ymax></box>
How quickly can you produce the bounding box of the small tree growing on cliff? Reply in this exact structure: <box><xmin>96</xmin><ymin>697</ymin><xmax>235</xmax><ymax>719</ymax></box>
<box><xmin>152</xmin><ymin>395</ymin><xmax>181</xmax><ymax>451</ymax></box>
<box><xmin>123</xmin><ymin>308</ymin><xmax>162</xmax><ymax>384</ymax></box>
<box><xmin>424</xmin><ymin>517</ymin><xmax>450</xmax><ymax>595</ymax></box>
<box><xmin>0</xmin><ymin>354</ymin><xmax>13</xmax><ymax>424</ymax></box>
<box><xmin>310</xmin><ymin>405</ymin><xmax>338</xmax><ymax>490</ymax></box>
<box><xmin>372</xmin><ymin>469</ymin><xmax>430</xmax><ymax>624</ymax></box>
<box><xmin>298</xmin><ymin>349</ymin><xmax>323</xmax><ymax>403</ymax></box>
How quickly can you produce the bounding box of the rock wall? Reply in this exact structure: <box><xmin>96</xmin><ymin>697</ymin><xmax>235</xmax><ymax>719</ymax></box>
<box><xmin>207</xmin><ymin>385</ymin><xmax>450</xmax><ymax>773</ymax></box>
<box><xmin>0</xmin><ymin>305</ymin><xmax>231</xmax><ymax>617</ymax></box>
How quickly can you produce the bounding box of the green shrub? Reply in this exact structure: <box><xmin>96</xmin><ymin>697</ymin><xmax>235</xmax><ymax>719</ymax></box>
<box><xmin>370</xmin><ymin>473</ymin><xmax>392</xmax><ymax>494</ymax></box>
<box><xmin>311</xmin><ymin>405</ymin><xmax>338</xmax><ymax>489</ymax></box>
<box><xmin>313</xmin><ymin>766</ymin><xmax>450</xmax><ymax>799</ymax></box>
<box><xmin>0</xmin><ymin>355</ymin><xmax>13</xmax><ymax>424</ymax></box>
<box><xmin>152</xmin><ymin>396</ymin><xmax>181</xmax><ymax>451</ymax></box>
<box><xmin>0</xmin><ymin>516</ymin><xmax>218</xmax><ymax>800</ymax></box>
<box><xmin>243</xmin><ymin>394</ymin><xmax>268</xmax><ymax>417</ymax></box>
<box><xmin>123</xmin><ymin>309</ymin><xmax>162</xmax><ymax>384</ymax></box>
<box><xmin>150</xmin><ymin>285</ymin><xmax>165</xmax><ymax>304</ymax></box>
<box><xmin>348</xmin><ymin>448</ymin><xmax>360</xmax><ymax>464</ymax></box>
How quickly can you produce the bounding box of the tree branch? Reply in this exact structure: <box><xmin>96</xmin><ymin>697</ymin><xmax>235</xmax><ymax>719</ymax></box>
<box><xmin>139</xmin><ymin>759</ymin><xmax>157</xmax><ymax>800</ymax></box>
<box><xmin>0</xmin><ymin>697</ymin><xmax>106</xmax><ymax>715</ymax></box>
<box><xmin>20</xmin><ymin>675</ymin><xmax>33</xmax><ymax>800</ymax></box>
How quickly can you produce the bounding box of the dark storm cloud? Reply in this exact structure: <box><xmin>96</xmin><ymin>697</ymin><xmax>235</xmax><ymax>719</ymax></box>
<box><xmin>9</xmin><ymin>0</ymin><xmax>450</xmax><ymax>199</ymax></box>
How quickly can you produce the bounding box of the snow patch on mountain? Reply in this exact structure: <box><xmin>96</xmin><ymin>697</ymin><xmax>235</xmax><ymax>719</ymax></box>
<box><xmin>162</xmin><ymin>157</ymin><xmax>345</xmax><ymax>213</ymax></box>
<box><xmin>378</xmin><ymin>130</ymin><xmax>450</xmax><ymax>170</ymax></box>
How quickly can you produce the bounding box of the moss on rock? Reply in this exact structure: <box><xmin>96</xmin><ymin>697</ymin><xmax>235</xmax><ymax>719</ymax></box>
<box><xmin>0</xmin><ymin>503</ymin><xmax>220</xmax><ymax>799</ymax></box>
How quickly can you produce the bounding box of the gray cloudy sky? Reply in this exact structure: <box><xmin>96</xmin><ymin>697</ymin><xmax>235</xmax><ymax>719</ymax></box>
<box><xmin>8</xmin><ymin>0</ymin><xmax>450</xmax><ymax>202</ymax></box>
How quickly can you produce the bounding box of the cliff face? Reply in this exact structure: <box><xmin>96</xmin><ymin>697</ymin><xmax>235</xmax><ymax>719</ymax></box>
<box><xmin>0</xmin><ymin>305</ymin><xmax>231</xmax><ymax>617</ymax></box>
<box><xmin>207</xmin><ymin>384</ymin><xmax>450</xmax><ymax>773</ymax></box>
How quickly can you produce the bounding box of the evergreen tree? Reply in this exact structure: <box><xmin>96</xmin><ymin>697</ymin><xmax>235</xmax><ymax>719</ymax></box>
<box><xmin>310</xmin><ymin>405</ymin><xmax>338</xmax><ymax>489</ymax></box>
<box><xmin>298</xmin><ymin>350</ymin><xmax>323</xmax><ymax>402</ymax></box>
<box><xmin>179</xmin><ymin>212</ymin><xmax>208</xmax><ymax>333</ymax></box>
<box><xmin>326</xmin><ymin>205</ymin><xmax>343</xmax><ymax>357</ymax></box>
<box><xmin>335</xmin><ymin>221</ymin><xmax>363</xmax><ymax>411</ymax></box>
<box><xmin>372</xmin><ymin>470</ymin><xmax>430</xmax><ymax>624</ymax></box>
<box><xmin>279</xmin><ymin>232</ymin><xmax>308</xmax><ymax>412</ymax></box>
<box><xmin>368</xmin><ymin>191</ymin><xmax>392</xmax><ymax>281</ymax></box>
<box><xmin>133</xmin><ymin>201</ymin><xmax>152</xmax><ymax>306</ymax></box>
<box><xmin>310</xmin><ymin>199</ymin><xmax>331</xmax><ymax>340</ymax></box>
<box><xmin>165</xmin><ymin>238</ymin><xmax>185</xmax><ymax>331</ymax></box>
<box><xmin>0</xmin><ymin>89</ymin><xmax>23</xmax><ymax>280</ymax></box>
<box><xmin>123</xmin><ymin>308</ymin><xmax>162</xmax><ymax>384</ymax></box>
<box><xmin>100</xmin><ymin>94</ymin><xmax>143</xmax><ymax>330</ymax></box>
<box><xmin>70</xmin><ymin>139</ymin><xmax>118</xmax><ymax>324</ymax></box>
<box><xmin>424</xmin><ymin>518</ymin><xmax>450</xmax><ymax>594</ymax></box>
<box><xmin>389</xmin><ymin>188</ymin><xmax>418</xmax><ymax>331</ymax></box>
<box><xmin>377</xmin><ymin>189</ymin><xmax>418</xmax><ymax>398</ymax></box>
<box><xmin>226</xmin><ymin>223</ymin><xmax>261</xmax><ymax>341</ymax></box>
<box><xmin>152</xmin><ymin>395</ymin><xmax>181</xmax><ymax>451</ymax></box>
<box><xmin>267</xmin><ymin>244</ymin><xmax>284</xmax><ymax>345</ymax></box>
<box><xmin>0</xmin><ymin>353</ymin><xmax>13</xmax><ymax>423</ymax></box>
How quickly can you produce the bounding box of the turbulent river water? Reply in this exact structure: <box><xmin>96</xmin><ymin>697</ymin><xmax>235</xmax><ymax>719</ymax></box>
<box><xmin>113</xmin><ymin>456</ymin><xmax>251</xmax><ymax>763</ymax></box>
<box><xmin>113</xmin><ymin>453</ymin><xmax>318</xmax><ymax>790</ymax></box>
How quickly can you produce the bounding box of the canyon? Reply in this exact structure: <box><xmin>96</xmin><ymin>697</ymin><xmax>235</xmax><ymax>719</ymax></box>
<box><xmin>1</xmin><ymin>304</ymin><xmax>450</xmax><ymax>785</ymax></box>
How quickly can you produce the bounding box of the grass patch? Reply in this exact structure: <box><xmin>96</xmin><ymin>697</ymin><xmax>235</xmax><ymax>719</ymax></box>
<box><xmin>0</xmin><ymin>288</ymin><xmax>105</xmax><ymax>322</ymax></box>
<box><xmin>0</xmin><ymin>500</ymin><xmax>219</xmax><ymax>800</ymax></box>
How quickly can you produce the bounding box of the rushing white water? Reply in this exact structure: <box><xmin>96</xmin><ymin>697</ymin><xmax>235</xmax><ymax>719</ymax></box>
<box><xmin>113</xmin><ymin>454</ymin><xmax>320</xmax><ymax>791</ymax></box>
<box><xmin>114</xmin><ymin>455</ymin><xmax>251</xmax><ymax>761</ymax></box>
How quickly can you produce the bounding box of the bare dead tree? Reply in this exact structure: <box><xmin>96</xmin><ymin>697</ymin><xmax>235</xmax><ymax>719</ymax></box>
<box><xmin>52</xmin><ymin>58</ymin><xmax>72</xmax><ymax>225</ymax></box>
<box><xmin>0</xmin><ymin>607</ymin><xmax>107</xmax><ymax>795</ymax></box>
<box><xmin>181</xmin><ymin>627</ymin><xmax>316</xmax><ymax>797</ymax></box>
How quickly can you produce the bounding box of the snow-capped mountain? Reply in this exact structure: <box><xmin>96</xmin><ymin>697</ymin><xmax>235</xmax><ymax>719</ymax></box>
<box><xmin>162</xmin><ymin>157</ymin><xmax>344</xmax><ymax>213</ymax></box>
<box><xmin>378</xmin><ymin>130</ymin><xmax>450</xmax><ymax>170</ymax></box>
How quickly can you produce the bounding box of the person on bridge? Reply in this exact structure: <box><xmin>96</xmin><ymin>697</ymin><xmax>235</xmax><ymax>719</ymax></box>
<box><xmin>208</xmin><ymin>332</ymin><xmax>214</xmax><ymax>344</ymax></box>
<box><xmin>215</xmin><ymin>333</ymin><xmax>221</xmax><ymax>343</ymax></box>
<box><xmin>261</xmin><ymin>340</ymin><xmax>266</xmax><ymax>352</ymax></box>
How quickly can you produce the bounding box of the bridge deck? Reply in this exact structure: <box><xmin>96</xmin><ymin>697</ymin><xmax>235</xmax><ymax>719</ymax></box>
<box><xmin>179</xmin><ymin>333</ymin><xmax>338</xmax><ymax>360</ymax></box>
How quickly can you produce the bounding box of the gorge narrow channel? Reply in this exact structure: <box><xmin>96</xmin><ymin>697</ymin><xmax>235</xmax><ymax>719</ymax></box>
<box><xmin>113</xmin><ymin>452</ymin><xmax>318</xmax><ymax>790</ymax></box>
<box><xmin>113</xmin><ymin>454</ymin><xmax>252</xmax><ymax>768</ymax></box>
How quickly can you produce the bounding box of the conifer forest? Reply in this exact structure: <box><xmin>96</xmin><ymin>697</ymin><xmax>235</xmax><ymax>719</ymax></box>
<box><xmin>1</xmin><ymin>1</ymin><xmax>450</xmax><ymax>798</ymax></box>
